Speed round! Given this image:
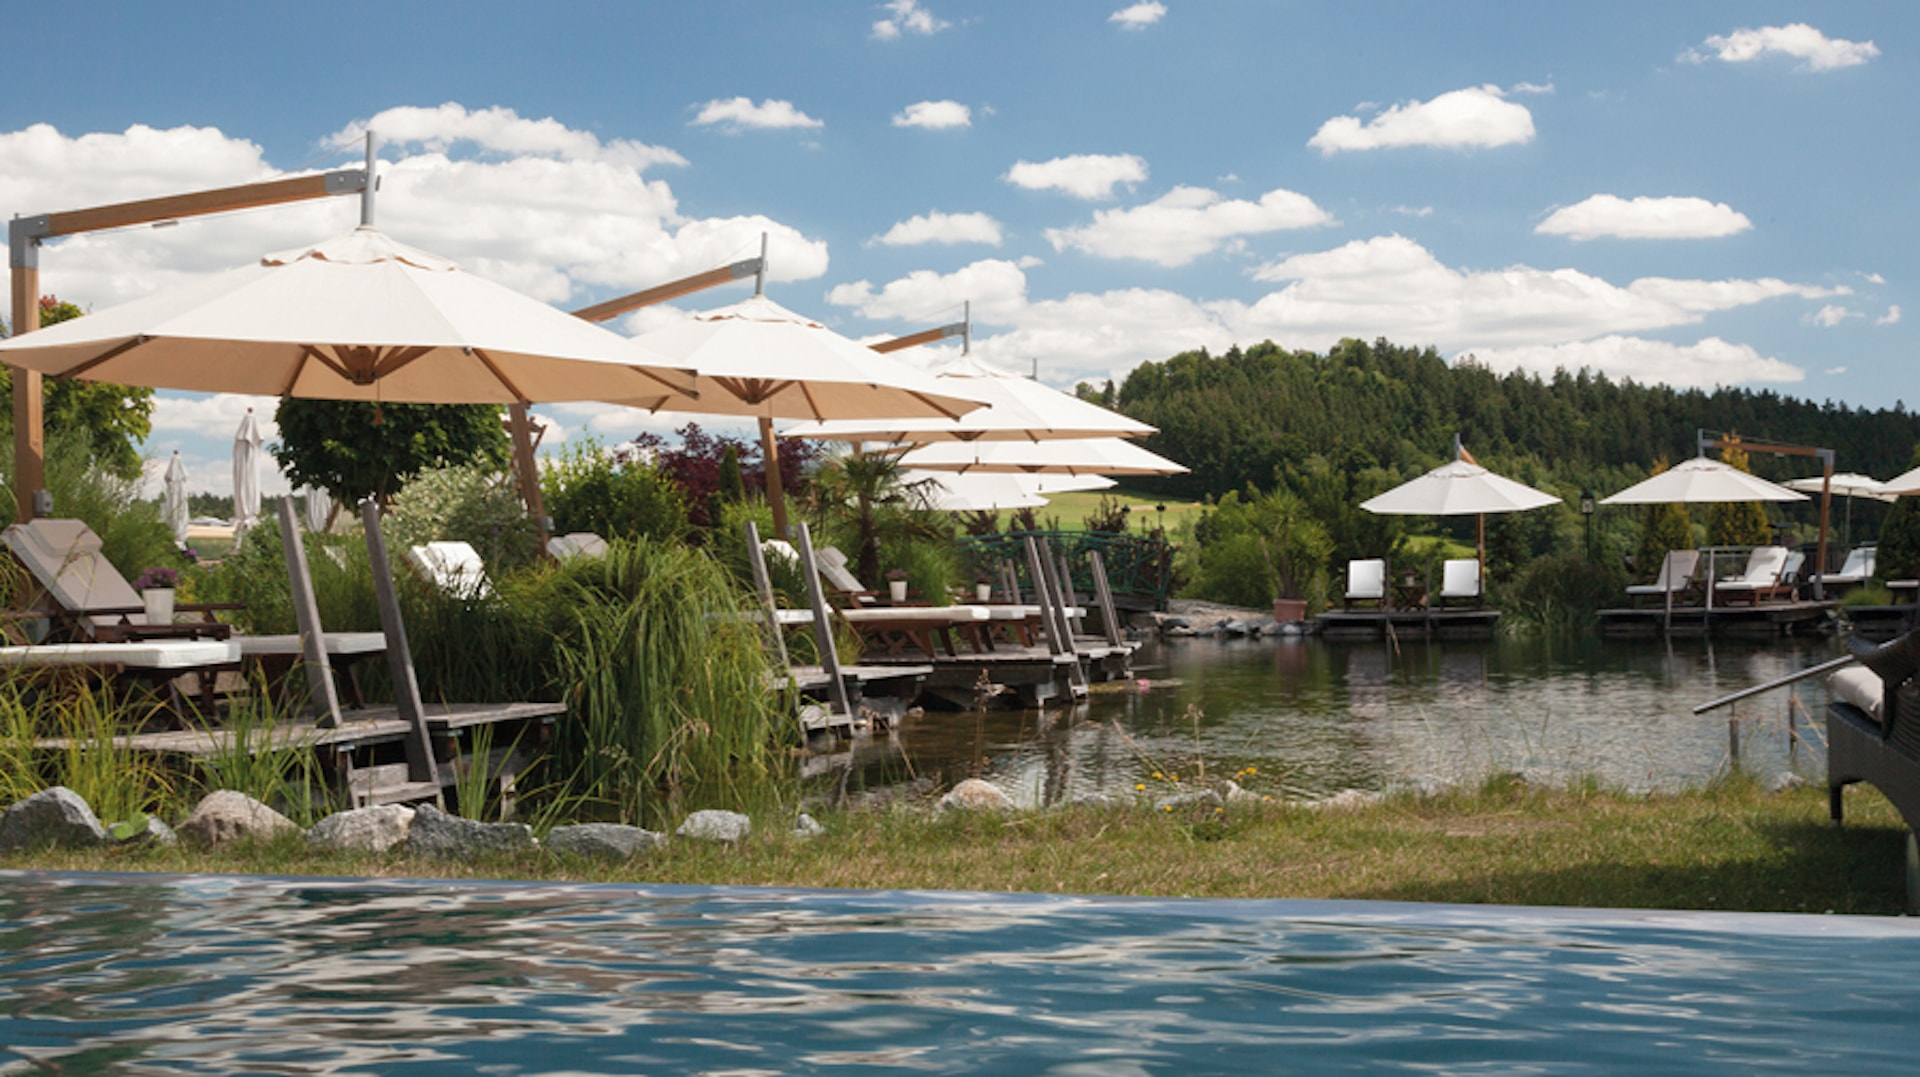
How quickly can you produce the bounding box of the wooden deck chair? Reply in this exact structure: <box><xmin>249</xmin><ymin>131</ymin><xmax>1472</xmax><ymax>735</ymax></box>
<box><xmin>812</xmin><ymin>546</ymin><xmax>881</xmax><ymax>606</ymax></box>
<box><xmin>1827</xmin><ymin>628</ymin><xmax>1920</xmax><ymax>909</ymax></box>
<box><xmin>1712</xmin><ymin>546</ymin><xmax>1790</xmax><ymax>606</ymax></box>
<box><xmin>1436</xmin><ymin>559</ymin><xmax>1482</xmax><ymax>608</ymax></box>
<box><xmin>1344</xmin><ymin>558</ymin><xmax>1387</xmax><ymax>611</ymax></box>
<box><xmin>406</xmin><ymin>541</ymin><xmax>493</xmax><ymax>600</ymax></box>
<box><xmin>1</xmin><ymin>518</ymin><xmax>239</xmax><ymax>641</ymax></box>
<box><xmin>1624</xmin><ymin>549</ymin><xmax>1700</xmax><ymax>606</ymax></box>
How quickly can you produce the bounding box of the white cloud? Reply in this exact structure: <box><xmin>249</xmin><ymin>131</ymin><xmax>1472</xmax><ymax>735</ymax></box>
<box><xmin>826</xmin><ymin>258</ymin><xmax>1030</xmax><ymax>324</ymax></box>
<box><xmin>892</xmin><ymin>100</ymin><xmax>971</xmax><ymax>129</ymax></box>
<box><xmin>1466</xmin><ymin>336</ymin><xmax>1803</xmax><ymax>389</ymax></box>
<box><xmin>689</xmin><ymin>97</ymin><xmax>823</xmax><ymax>131</ymax></box>
<box><xmin>872</xmin><ymin>0</ymin><xmax>948</xmax><ymax>40</ymax></box>
<box><xmin>1878</xmin><ymin>305</ymin><xmax>1903</xmax><ymax>326</ymax></box>
<box><xmin>1809</xmin><ymin>304</ymin><xmax>1858</xmax><ymax>328</ymax></box>
<box><xmin>338</xmin><ymin>103</ymin><xmax>685</xmax><ymax>170</ymax></box>
<box><xmin>1043</xmin><ymin>185</ymin><xmax>1332</xmax><ymax>267</ymax></box>
<box><xmin>1243</xmin><ymin>233</ymin><xmax>1840</xmax><ymax>350</ymax></box>
<box><xmin>0</xmin><ymin>114</ymin><xmax>830</xmax><ymax>316</ymax></box>
<box><xmin>1392</xmin><ymin>205</ymin><xmax>1434</xmax><ymax>218</ymax></box>
<box><xmin>874</xmin><ymin>211</ymin><xmax>1003</xmax><ymax>247</ymax></box>
<box><xmin>1309</xmin><ymin>85</ymin><xmax>1534</xmax><ymax>154</ymax></box>
<box><xmin>1536</xmin><ymin>194</ymin><xmax>1753</xmax><ymax>241</ymax></box>
<box><xmin>970</xmin><ymin>289</ymin><xmax>1236</xmax><ymax>386</ymax></box>
<box><xmin>1865</xmin><ymin>272</ymin><xmax>1887</xmax><ymax>285</ymax></box>
<box><xmin>1684</xmin><ymin>23</ymin><xmax>1879</xmax><ymax>72</ymax></box>
<box><xmin>1509</xmin><ymin>81</ymin><xmax>1555</xmax><ymax>96</ymax></box>
<box><xmin>1826</xmin><ymin>366</ymin><xmax>1848</xmax><ymax>376</ymax></box>
<box><xmin>1003</xmin><ymin>153</ymin><xmax>1147</xmax><ymax>200</ymax></box>
<box><xmin>1109</xmin><ymin>2</ymin><xmax>1167</xmax><ymax>29</ymax></box>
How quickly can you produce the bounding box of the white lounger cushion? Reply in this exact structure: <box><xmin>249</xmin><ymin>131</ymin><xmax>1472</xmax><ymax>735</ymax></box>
<box><xmin>1440</xmin><ymin>559</ymin><xmax>1480</xmax><ymax>599</ymax></box>
<box><xmin>1714</xmin><ymin>546</ymin><xmax>1789</xmax><ymax>592</ymax></box>
<box><xmin>1830</xmin><ymin>665</ymin><xmax>1883</xmax><ymax>719</ymax></box>
<box><xmin>0</xmin><ymin>640</ymin><xmax>241</xmax><ymax>670</ymax></box>
<box><xmin>236</xmin><ymin>632</ymin><xmax>388</xmax><ymax>657</ymax></box>
<box><xmin>985</xmin><ymin>604</ymin><xmax>1083</xmax><ymax>620</ymax></box>
<box><xmin>842</xmin><ymin>606</ymin><xmax>991</xmax><ymax>624</ymax></box>
<box><xmin>547</xmin><ymin>532</ymin><xmax>610</xmax><ymax>561</ymax></box>
<box><xmin>1347</xmin><ymin>559</ymin><xmax>1386</xmax><ymax>600</ymax></box>
<box><xmin>407</xmin><ymin>541</ymin><xmax>492</xmax><ymax>599</ymax></box>
<box><xmin>1625</xmin><ymin>549</ymin><xmax>1701</xmax><ymax>596</ymax></box>
<box><xmin>2</xmin><ymin>518</ymin><xmax>150</xmax><ymax>628</ymax></box>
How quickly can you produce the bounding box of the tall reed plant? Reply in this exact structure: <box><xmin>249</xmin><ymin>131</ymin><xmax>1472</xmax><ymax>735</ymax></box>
<box><xmin>47</xmin><ymin>681</ymin><xmax>176</xmax><ymax>824</ymax></box>
<box><xmin>548</xmin><ymin>538</ymin><xmax>791</xmax><ymax>826</ymax></box>
<box><xmin>193</xmin><ymin>673</ymin><xmax>326</xmax><ymax>826</ymax></box>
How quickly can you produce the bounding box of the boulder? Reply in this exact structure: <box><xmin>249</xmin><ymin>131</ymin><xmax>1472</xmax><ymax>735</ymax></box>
<box><xmin>1219</xmin><ymin>780</ymin><xmax>1263</xmax><ymax>805</ymax></box>
<box><xmin>1308</xmin><ymin>788</ymin><xmax>1384</xmax><ymax>811</ymax></box>
<box><xmin>792</xmin><ymin>813</ymin><xmax>826</xmax><ymax>839</ymax></box>
<box><xmin>308</xmin><ymin>805</ymin><xmax>415</xmax><ymax>853</ymax></box>
<box><xmin>676</xmin><ymin>809</ymin><xmax>752</xmax><ymax>843</ymax></box>
<box><xmin>0</xmin><ymin>787</ymin><xmax>107</xmax><ymax>852</ymax></box>
<box><xmin>938</xmin><ymin>778</ymin><xmax>1015</xmax><ymax>813</ymax></box>
<box><xmin>546</xmin><ymin>823</ymin><xmax>667</xmax><ymax>859</ymax></box>
<box><xmin>1069</xmin><ymin>792</ymin><xmax>1122</xmax><ymax>811</ymax></box>
<box><xmin>1154</xmin><ymin>788</ymin><xmax>1225</xmax><ymax>813</ymax></box>
<box><xmin>407</xmin><ymin>803</ymin><xmax>535</xmax><ymax>858</ymax></box>
<box><xmin>109</xmin><ymin>813</ymin><xmax>178</xmax><ymax>848</ymax></box>
<box><xmin>177</xmin><ymin>791</ymin><xmax>300</xmax><ymax>847</ymax></box>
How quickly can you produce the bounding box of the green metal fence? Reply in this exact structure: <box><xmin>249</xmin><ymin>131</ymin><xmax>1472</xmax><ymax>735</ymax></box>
<box><xmin>958</xmin><ymin>530</ymin><xmax>1174</xmax><ymax>610</ymax></box>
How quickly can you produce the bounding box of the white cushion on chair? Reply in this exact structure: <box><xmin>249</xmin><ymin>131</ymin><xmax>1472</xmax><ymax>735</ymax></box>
<box><xmin>1347</xmin><ymin>558</ymin><xmax>1386</xmax><ymax>600</ymax></box>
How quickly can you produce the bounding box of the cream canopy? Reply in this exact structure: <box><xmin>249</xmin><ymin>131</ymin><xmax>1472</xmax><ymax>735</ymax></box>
<box><xmin>1600</xmin><ymin>456</ymin><xmax>1807</xmax><ymax>505</ymax></box>
<box><xmin>898</xmin><ymin>437</ymin><xmax>1187</xmax><ymax>477</ymax></box>
<box><xmin>783</xmin><ymin>353</ymin><xmax>1153</xmax><ymax>443</ymax></box>
<box><xmin>0</xmin><ymin>227</ymin><xmax>698</xmax><ymax>406</ymax></box>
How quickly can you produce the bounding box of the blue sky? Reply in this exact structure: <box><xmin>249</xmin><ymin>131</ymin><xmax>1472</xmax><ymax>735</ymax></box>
<box><xmin>0</xmin><ymin>2</ymin><xmax>1909</xmax><ymax>494</ymax></box>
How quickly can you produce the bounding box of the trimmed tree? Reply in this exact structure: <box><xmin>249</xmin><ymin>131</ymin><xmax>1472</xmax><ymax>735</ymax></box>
<box><xmin>1707</xmin><ymin>442</ymin><xmax>1773</xmax><ymax>547</ymax></box>
<box><xmin>271</xmin><ymin>399</ymin><xmax>510</xmax><ymax>507</ymax></box>
<box><xmin>0</xmin><ymin>297</ymin><xmax>155</xmax><ymax>479</ymax></box>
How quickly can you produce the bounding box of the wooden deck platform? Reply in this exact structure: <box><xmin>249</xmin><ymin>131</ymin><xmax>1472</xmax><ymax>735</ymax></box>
<box><xmin>1596</xmin><ymin>600</ymin><xmax>1837</xmax><ymax>637</ymax></box>
<box><xmin>1842</xmin><ymin>604</ymin><xmax>1915</xmax><ymax>642</ymax></box>
<box><xmin>860</xmin><ymin>644</ymin><xmax>1090</xmax><ymax>708</ymax></box>
<box><xmin>35</xmin><ymin>700</ymin><xmax>566</xmax><ymax>757</ymax></box>
<box><xmin>1315</xmin><ymin>608</ymin><xmax>1501</xmax><ymax>640</ymax></box>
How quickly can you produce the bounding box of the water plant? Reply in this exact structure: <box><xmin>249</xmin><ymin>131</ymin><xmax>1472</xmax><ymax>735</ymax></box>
<box><xmin>192</xmin><ymin>673</ymin><xmax>325</xmax><ymax>826</ymax></box>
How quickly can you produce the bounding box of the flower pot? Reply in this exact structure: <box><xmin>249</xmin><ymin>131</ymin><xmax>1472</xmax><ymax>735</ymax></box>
<box><xmin>976</xmin><ymin>583</ymin><xmax>993</xmax><ymax>602</ymax></box>
<box><xmin>143</xmin><ymin>588</ymin><xmax>176</xmax><ymax>626</ymax></box>
<box><xmin>889</xmin><ymin>580</ymin><xmax>909</xmax><ymax>602</ymax></box>
<box><xmin>1272</xmin><ymin>597</ymin><xmax>1308</xmax><ymax>624</ymax></box>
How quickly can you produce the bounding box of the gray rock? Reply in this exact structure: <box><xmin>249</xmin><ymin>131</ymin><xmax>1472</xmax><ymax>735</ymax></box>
<box><xmin>1165</xmin><ymin>625</ymin><xmax>1198</xmax><ymax>638</ymax></box>
<box><xmin>1766</xmin><ymin>771</ymin><xmax>1810</xmax><ymax>794</ymax></box>
<box><xmin>792</xmin><ymin>813</ymin><xmax>826</xmax><ymax>839</ymax></box>
<box><xmin>938</xmin><ymin>778</ymin><xmax>1015</xmax><ymax>813</ymax></box>
<box><xmin>109</xmin><ymin>814</ymin><xmax>177</xmax><ymax>847</ymax></box>
<box><xmin>546</xmin><ymin>822</ymin><xmax>667</xmax><ymax>859</ymax></box>
<box><xmin>1308</xmin><ymin>788</ymin><xmax>1384</xmax><ymax>811</ymax></box>
<box><xmin>676</xmin><ymin>809</ymin><xmax>752</xmax><ymax>843</ymax></box>
<box><xmin>1154</xmin><ymin>788</ymin><xmax>1226</xmax><ymax>812</ymax></box>
<box><xmin>308</xmin><ymin>805</ymin><xmax>415</xmax><ymax>853</ymax></box>
<box><xmin>1069</xmin><ymin>792</ymin><xmax>1122</xmax><ymax>811</ymax></box>
<box><xmin>1220</xmin><ymin>780</ymin><xmax>1263</xmax><ymax>805</ymax></box>
<box><xmin>177</xmin><ymin>791</ymin><xmax>300</xmax><ymax>847</ymax></box>
<box><xmin>0</xmin><ymin>787</ymin><xmax>107</xmax><ymax>852</ymax></box>
<box><xmin>407</xmin><ymin>803</ymin><xmax>535</xmax><ymax>858</ymax></box>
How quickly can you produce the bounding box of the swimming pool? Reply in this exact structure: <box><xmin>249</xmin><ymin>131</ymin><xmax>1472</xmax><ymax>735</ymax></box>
<box><xmin>3</xmin><ymin>870</ymin><xmax>1915</xmax><ymax>1073</ymax></box>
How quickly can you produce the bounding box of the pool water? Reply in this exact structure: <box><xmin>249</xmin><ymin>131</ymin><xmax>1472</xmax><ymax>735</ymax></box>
<box><xmin>853</xmin><ymin>634</ymin><xmax>1844</xmax><ymax>806</ymax></box>
<box><xmin>4</xmin><ymin>871</ymin><xmax>1917</xmax><ymax>1073</ymax></box>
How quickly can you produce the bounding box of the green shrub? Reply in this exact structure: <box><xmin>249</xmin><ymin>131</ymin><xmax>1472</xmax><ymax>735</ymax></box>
<box><xmin>1185</xmin><ymin>488</ymin><xmax>1332</xmax><ymax>609</ymax></box>
<box><xmin>388</xmin><ymin>463</ymin><xmax>541</xmax><ymax>574</ymax></box>
<box><xmin>1504</xmin><ymin>553</ymin><xmax>1626</xmax><ymax>634</ymax></box>
<box><xmin>542</xmin><ymin>441</ymin><xmax>689</xmax><ymax>545</ymax></box>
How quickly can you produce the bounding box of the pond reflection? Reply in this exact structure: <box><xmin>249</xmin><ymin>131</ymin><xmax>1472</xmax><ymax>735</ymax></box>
<box><xmin>825</xmin><ymin>634</ymin><xmax>1841</xmax><ymax>805</ymax></box>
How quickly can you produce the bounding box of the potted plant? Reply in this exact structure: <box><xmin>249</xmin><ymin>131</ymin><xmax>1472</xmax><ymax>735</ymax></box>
<box><xmin>885</xmin><ymin>568</ymin><xmax>909</xmax><ymax>603</ymax></box>
<box><xmin>1258</xmin><ymin>494</ymin><xmax>1333</xmax><ymax>624</ymax></box>
<box><xmin>133</xmin><ymin>566</ymin><xmax>180</xmax><ymax>626</ymax></box>
<box><xmin>975</xmin><ymin>574</ymin><xmax>994</xmax><ymax>602</ymax></box>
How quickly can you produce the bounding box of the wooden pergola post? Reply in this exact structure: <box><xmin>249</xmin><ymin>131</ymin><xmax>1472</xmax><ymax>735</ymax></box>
<box><xmin>7</xmin><ymin>168</ymin><xmax>368</xmax><ymax>523</ymax></box>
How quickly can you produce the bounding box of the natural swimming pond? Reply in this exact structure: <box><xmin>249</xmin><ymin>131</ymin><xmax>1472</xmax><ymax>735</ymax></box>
<box><xmin>844</xmin><ymin>634</ymin><xmax>1844</xmax><ymax>805</ymax></box>
<box><xmin>3</xmin><ymin>871</ymin><xmax>1916</xmax><ymax>1073</ymax></box>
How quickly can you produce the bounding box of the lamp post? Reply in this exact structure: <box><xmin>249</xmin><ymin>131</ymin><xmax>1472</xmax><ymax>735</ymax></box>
<box><xmin>1156</xmin><ymin>503</ymin><xmax>1166</xmax><ymax>535</ymax></box>
<box><xmin>1580</xmin><ymin>489</ymin><xmax>1595</xmax><ymax>560</ymax></box>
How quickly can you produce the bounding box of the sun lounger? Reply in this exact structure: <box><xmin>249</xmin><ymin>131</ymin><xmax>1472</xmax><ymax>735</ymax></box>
<box><xmin>0</xmin><ymin>639</ymin><xmax>244</xmax><ymax>723</ymax></box>
<box><xmin>841</xmin><ymin>605</ymin><xmax>992</xmax><ymax>657</ymax></box>
<box><xmin>1813</xmin><ymin>546</ymin><xmax>1877</xmax><ymax>589</ymax></box>
<box><xmin>546</xmin><ymin>532</ymin><xmax>609</xmax><ymax>562</ymax></box>
<box><xmin>407</xmin><ymin>541</ymin><xmax>493</xmax><ymax>600</ymax></box>
<box><xmin>1828</xmin><ymin>629</ymin><xmax>1920</xmax><ymax>909</ymax></box>
<box><xmin>1344</xmin><ymin>559</ymin><xmax>1387</xmax><ymax>611</ymax></box>
<box><xmin>1625</xmin><ymin>549</ymin><xmax>1701</xmax><ymax>605</ymax></box>
<box><xmin>1712</xmin><ymin>546</ymin><xmax>1790</xmax><ymax>605</ymax></box>
<box><xmin>1436</xmin><ymin>559</ymin><xmax>1481</xmax><ymax>608</ymax></box>
<box><xmin>1</xmin><ymin>518</ymin><xmax>240</xmax><ymax>641</ymax></box>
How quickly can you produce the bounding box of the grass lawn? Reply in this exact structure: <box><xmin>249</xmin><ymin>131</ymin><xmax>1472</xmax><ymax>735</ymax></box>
<box><xmin>8</xmin><ymin>780</ymin><xmax>1909</xmax><ymax>916</ymax></box>
<box><xmin>1019</xmin><ymin>487</ymin><xmax>1203</xmax><ymax>533</ymax></box>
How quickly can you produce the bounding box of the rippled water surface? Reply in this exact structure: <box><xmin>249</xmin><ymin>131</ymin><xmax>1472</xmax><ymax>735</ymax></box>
<box><xmin>3</xmin><ymin>871</ymin><xmax>1917</xmax><ymax>1073</ymax></box>
<box><xmin>862</xmin><ymin>634</ymin><xmax>1844</xmax><ymax>805</ymax></box>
